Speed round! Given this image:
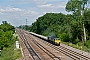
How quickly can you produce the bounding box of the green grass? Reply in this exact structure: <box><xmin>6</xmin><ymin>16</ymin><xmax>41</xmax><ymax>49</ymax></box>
<box><xmin>0</xmin><ymin>45</ymin><xmax>22</xmax><ymax>60</ymax></box>
<box><xmin>62</xmin><ymin>42</ymin><xmax>90</xmax><ymax>52</ymax></box>
<box><xmin>0</xmin><ymin>37</ymin><xmax>22</xmax><ymax>60</ymax></box>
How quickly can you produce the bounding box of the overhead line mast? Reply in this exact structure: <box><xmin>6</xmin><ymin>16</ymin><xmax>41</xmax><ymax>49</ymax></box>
<box><xmin>26</xmin><ymin>18</ymin><xmax>27</xmax><ymax>26</ymax></box>
<box><xmin>25</xmin><ymin>18</ymin><xmax>27</xmax><ymax>30</ymax></box>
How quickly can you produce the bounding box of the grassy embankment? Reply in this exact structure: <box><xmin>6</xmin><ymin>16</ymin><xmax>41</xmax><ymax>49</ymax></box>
<box><xmin>0</xmin><ymin>34</ymin><xmax>22</xmax><ymax>60</ymax></box>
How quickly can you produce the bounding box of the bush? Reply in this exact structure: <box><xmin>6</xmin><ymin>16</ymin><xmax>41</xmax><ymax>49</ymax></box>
<box><xmin>0</xmin><ymin>22</ymin><xmax>15</xmax><ymax>49</ymax></box>
<box><xmin>72</xmin><ymin>37</ymin><xmax>79</xmax><ymax>44</ymax></box>
<box><xmin>59</xmin><ymin>33</ymin><xmax>70</xmax><ymax>42</ymax></box>
<box><xmin>84</xmin><ymin>40</ymin><xmax>90</xmax><ymax>48</ymax></box>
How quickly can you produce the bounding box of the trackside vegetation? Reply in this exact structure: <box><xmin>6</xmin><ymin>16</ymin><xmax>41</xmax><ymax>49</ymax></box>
<box><xmin>18</xmin><ymin>0</ymin><xmax>90</xmax><ymax>52</ymax></box>
<box><xmin>0</xmin><ymin>21</ymin><xmax>15</xmax><ymax>49</ymax></box>
<box><xmin>0</xmin><ymin>21</ymin><xmax>22</xmax><ymax>60</ymax></box>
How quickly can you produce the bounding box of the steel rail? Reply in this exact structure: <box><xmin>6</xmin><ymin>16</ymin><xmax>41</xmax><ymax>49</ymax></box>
<box><xmin>16</xmin><ymin>29</ymin><xmax>41</xmax><ymax>60</ymax></box>
<box><xmin>30</xmin><ymin>38</ymin><xmax>61</xmax><ymax>60</ymax></box>
<box><xmin>29</xmin><ymin>33</ymin><xmax>90</xmax><ymax>60</ymax></box>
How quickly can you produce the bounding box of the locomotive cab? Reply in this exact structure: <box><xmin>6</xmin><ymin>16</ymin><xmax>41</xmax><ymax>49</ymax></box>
<box><xmin>47</xmin><ymin>36</ymin><xmax>61</xmax><ymax>46</ymax></box>
<box><xmin>54</xmin><ymin>38</ymin><xmax>61</xmax><ymax>45</ymax></box>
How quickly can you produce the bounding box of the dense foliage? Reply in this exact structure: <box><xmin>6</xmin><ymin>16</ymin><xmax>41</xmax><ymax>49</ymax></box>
<box><xmin>0</xmin><ymin>21</ymin><xmax>15</xmax><ymax>50</ymax></box>
<box><xmin>19</xmin><ymin>9</ymin><xmax>90</xmax><ymax>45</ymax></box>
<box><xmin>30</xmin><ymin>13</ymin><xmax>82</xmax><ymax>44</ymax></box>
<box><xmin>18</xmin><ymin>0</ymin><xmax>90</xmax><ymax>48</ymax></box>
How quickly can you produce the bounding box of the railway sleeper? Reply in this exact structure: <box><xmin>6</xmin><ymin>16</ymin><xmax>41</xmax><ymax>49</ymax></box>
<box><xmin>60</xmin><ymin>46</ymin><xmax>90</xmax><ymax>60</ymax></box>
<box><xmin>53</xmin><ymin>47</ymin><xmax>79</xmax><ymax>60</ymax></box>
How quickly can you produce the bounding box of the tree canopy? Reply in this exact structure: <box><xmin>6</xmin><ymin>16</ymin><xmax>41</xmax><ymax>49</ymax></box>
<box><xmin>65</xmin><ymin>0</ymin><xmax>89</xmax><ymax>16</ymax></box>
<box><xmin>0</xmin><ymin>21</ymin><xmax>15</xmax><ymax>49</ymax></box>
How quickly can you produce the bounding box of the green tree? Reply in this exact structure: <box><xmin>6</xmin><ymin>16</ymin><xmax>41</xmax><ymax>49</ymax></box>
<box><xmin>0</xmin><ymin>21</ymin><xmax>15</xmax><ymax>49</ymax></box>
<box><xmin>65</xmin><ymin>0</ymin><xmax>89</xmax><ymax>16</ymax></box>
<box><xmin>84</xmin><ymin>9</ymin><xmax>90</xmax><ymax>39</ymax></box>
<box><xmin>66</xmin><ymin>0</ymin><xmax>89</xmax><ymax>42</ymax></box>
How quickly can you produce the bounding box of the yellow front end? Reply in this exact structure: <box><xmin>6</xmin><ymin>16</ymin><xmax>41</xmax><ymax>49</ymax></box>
<box><xmin>54</xmin><ymin>38</ymin><xmax>61</xmax><ymax>45</ymax></box>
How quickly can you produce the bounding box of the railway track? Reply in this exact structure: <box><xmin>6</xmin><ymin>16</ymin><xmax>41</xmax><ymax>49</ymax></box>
<box><xmin>40</xmin><ymin>39</ymin><xmax>90</xmax><ymax>60</ymax></box>
<box><xmin>25</xmin><ymin>31</ymin><xmax>62</xmax><ymax>60</ymax></box>
<box><xmin>17</xmin><ymin>29</ymin><xmax>90</xmax><ymax>60</ymax></box>
<box><xmin>29</xmin><ymin>32</ymin><xmax>90</xmax><ymax>60</ymax></box>
<box><xmin>17</xmin><ymin>29</ymin><xmax>41</xmax><ymax>60</ymax></box>
<box><xmin>28</xmin><ymin>36</ymin><xmax>61</xmax><ymax>60</ymax></box>
<box><xmin>16</xmin><ymin>29</ymin><xmax>62</xmax><ymax>60</ymax></box>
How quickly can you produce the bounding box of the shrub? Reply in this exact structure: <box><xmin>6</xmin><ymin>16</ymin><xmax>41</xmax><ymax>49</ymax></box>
<box><xmin>84</xmin><ymin>40</ymin><xmax>90</xmax><ymax>48</ymax></box>
<box><xmin>59</xmin><ymin>33</ymin><xmax>70</xmax><ymax>42</ymax></box>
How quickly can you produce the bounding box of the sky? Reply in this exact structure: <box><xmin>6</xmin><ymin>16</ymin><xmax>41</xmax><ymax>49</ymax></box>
<box><xmin>0</xmin><ymin>0</ymin><xmax>74</xmax><ymax>26</ymax></box>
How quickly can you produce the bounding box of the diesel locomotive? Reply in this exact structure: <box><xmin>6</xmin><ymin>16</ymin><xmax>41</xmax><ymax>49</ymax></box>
<box><xmin>48</xmin><ymin>36</ymin><xmax>61</xmax><ymax>45</ymax></box>
<box><xmin>30</xmin><ymin>32</ymin><xmax>61</xmax><ymax>46</ymax></box>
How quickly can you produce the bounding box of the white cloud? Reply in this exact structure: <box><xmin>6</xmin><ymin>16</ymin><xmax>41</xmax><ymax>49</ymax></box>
<box><xmin>0</xmin><ymin>8</ymin><xmax>22</xmax><ymax>13</ymax></box>
<box><xmin>37</xmin><ymin>1</ymin><xmax>67</xmax><ymax>9</ymax></box>
<box><xmin>37</xmin><ymin>4</ymin><xmax>52</xmax><ymax>8</ymax></box>
<box><xmin>57</xmin><ymin>2</ymin><xmax>67</xmax><ymax>8</ymax></box>
<box><xmin>57</xmin><ymin>5</ymin><xmax>65</xmax><ymax>8</ymax></box>
<box><xmin>0</xmin><ymin>6</ymin><xmax>38</xmax><ymax>15</ymax></box>
<box><xmin>0</xmin><ymin>6</ymin><xmax>39</xmax><ymax>26</ymax></box>
<box><xmin>34</xmin><ymin>0</ymin><xmax>46</xmax><ymax>4</ymax></box>
<box><xmin>0</xmin><ymin>6</ymin><xmax>22</xmax><ymax>13</ymax></box>
<box><xmin>16</xmin><ymin>0</ymin><xmax>46</xmax><ymax>5</ymax></box>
